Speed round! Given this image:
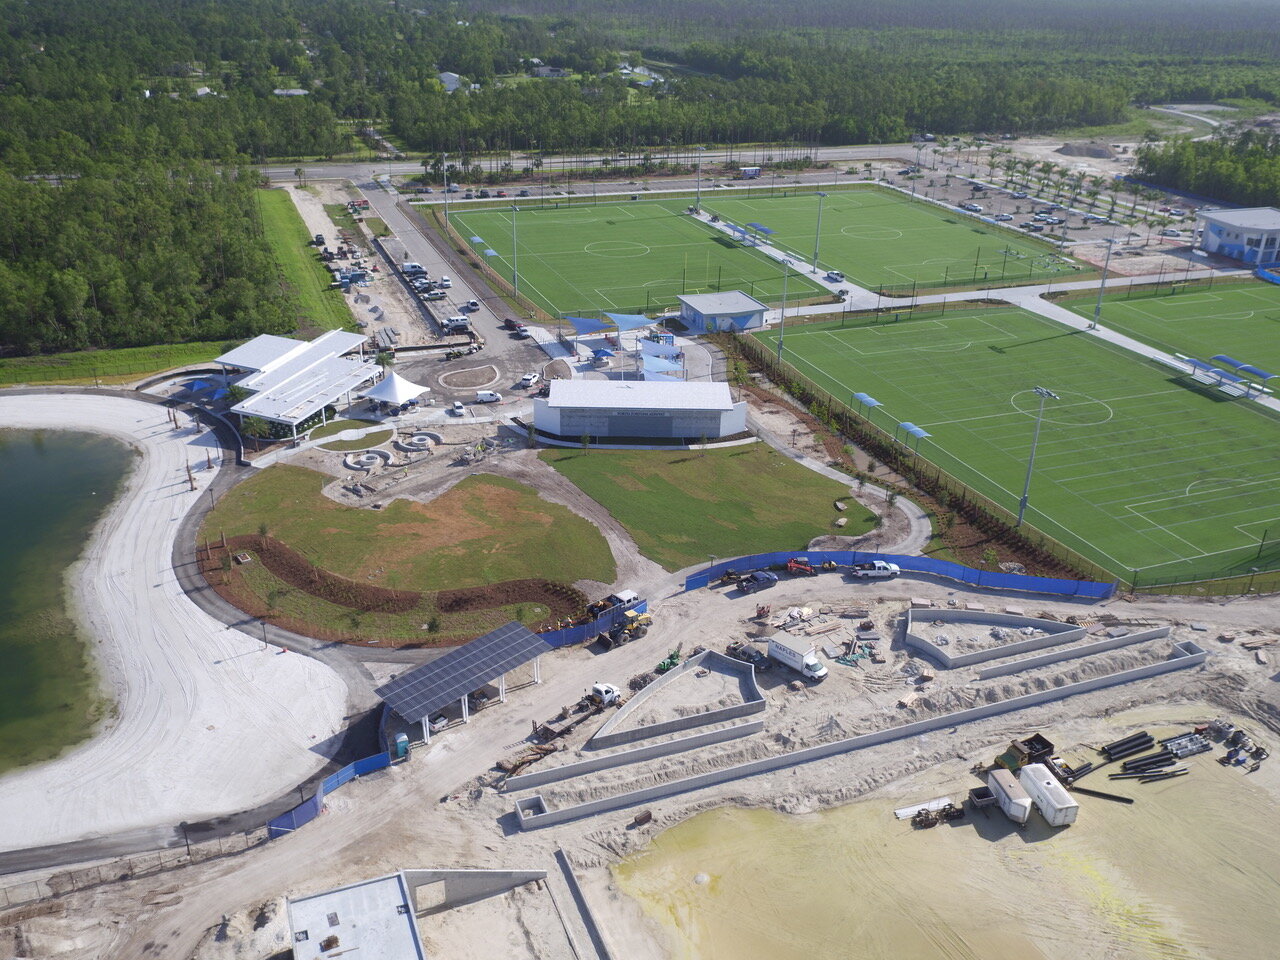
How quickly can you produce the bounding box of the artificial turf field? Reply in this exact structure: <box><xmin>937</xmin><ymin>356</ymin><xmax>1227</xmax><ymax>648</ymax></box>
<box><xmin>450</xmin><ymin>188</ymin><xmax>1082</xmax><ymax>317</ymax></box>
<box><xmin>755</xmin><ymin>307</ymin><xmax>1280</xmax><ymax>585</ymax></box>
<box><xmin>702</xmin><ymin>187</ymin><xmax>1083</xmax><ymax>289</ymax></box>
<box><xmin>1064</xmin><ymin>280</ymin><xmax>1280</xmax><ymax>375</ymax></box>
<box><xmin>450</xmin><ymin>199</ymin><xmax>826</xmax><ymax>317</ymax></box>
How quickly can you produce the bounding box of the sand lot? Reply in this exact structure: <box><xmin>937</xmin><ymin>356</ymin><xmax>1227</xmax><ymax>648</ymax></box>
<box><xmin>612</xmin><ymin>706</ymin><xmax>1280</xmax><ymax>960</ymax></box>
<box><xmin>0</xmin><ymin>394</ymin><xmax>347</xmax><ymax>851</ymax></box>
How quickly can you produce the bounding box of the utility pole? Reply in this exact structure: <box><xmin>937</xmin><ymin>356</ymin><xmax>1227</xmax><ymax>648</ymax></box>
<box><xmin>1017</xmin><ymin>387</ymin><xmax>1059</xmax><ymax>527</ymax></box>
<box><xmin>812</xmin><ymin>192</ymin><xmax>828</xmax><ymax>273</ymax></box>
<box><xmin>776</xmin><ymin>257</ymin><xmax>794</xmax><ymax>362</ymax></box>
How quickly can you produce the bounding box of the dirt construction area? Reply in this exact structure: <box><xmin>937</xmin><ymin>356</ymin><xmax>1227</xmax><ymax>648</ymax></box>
<box><xmin>4</xmin><ymin>562</ymin><xmax>1278</xmax><ymax>960</ymax></box>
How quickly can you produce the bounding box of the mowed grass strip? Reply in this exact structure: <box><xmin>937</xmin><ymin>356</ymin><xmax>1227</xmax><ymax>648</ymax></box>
<box><xmin>540</xmin><ymin>445</ymin><xmax>871</xmax><ymax>571</ymax></box>
<box><xmin>1064</xmin><ymin>281</ymin><xmax>1280</xmax><ymax>374</ymax></box>
<box><xmin>0</xmin><ymin>341</ymin><xmax>232</xmax><ymax>386</ymax></box>
<box><xmin>258</xmin><ymin>188</ymin><xmax>353</xmax><ymax>333</ymax></box>
<box><xmin>755</xmin><ymin>308</ymin><xmax>1280</xmax><ymax>582</ymax></box>
<box><xmin>702</xmin><ymin>188</ymin><xmax>1082</xmax><ymax>289</ymax></box>
<box><xmin>450</xmin><ymin>198</ymin><xmax>827</xmax><ymax>318</ymax></box>
<box><xmin>309</xmin><ymin>418</ymin><xmax>393</xmax><ymax>451</ymax></box>
<box><xmin>206</xmin><ymin>465</ymin><xmax>615</xmax><ymax>591</ymax></box>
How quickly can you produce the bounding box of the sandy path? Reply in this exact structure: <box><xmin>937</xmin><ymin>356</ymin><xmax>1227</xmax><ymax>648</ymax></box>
<box><xmin>0</xmin><ymin>394</ymin><xmax>347</xmax><ymax>851</ymax></box>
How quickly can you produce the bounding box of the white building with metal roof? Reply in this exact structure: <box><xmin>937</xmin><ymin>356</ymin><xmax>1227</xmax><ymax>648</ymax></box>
<box><xmin>676</xmin><ymin>291</ymin><xmax>768</xmax><ymax>332</ymax></box>
<box><xmin>216</xmin><ymin>331</ymin><xmax>377</xmax><ymax>439</ymax></box>
<box><xmin>533</xmin><ymin>380</ymin><xmax>746</xmax><ymax>441</ymax></box>
<box><xmin>1195</xmin><ymin>206</ymin><xmax>1280</xmax><ymax>263</ymax></box>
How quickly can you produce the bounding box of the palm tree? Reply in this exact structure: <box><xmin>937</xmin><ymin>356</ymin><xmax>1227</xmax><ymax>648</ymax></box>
<box><xmin>240</xmin><ymin>416</ymin><xmax>273</xmax><ymax>449</ymax></box>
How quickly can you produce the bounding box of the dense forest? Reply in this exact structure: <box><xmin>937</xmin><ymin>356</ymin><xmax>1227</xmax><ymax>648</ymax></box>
<box><xmin>2</xmin><ymin>0</ymin><xmax>1279</xmax><ymax>355</ymax></box>
<box><xmin>1136</xmin><ymin>131</ymin><xmax>1280</xmax><ymax>208</ymax></box>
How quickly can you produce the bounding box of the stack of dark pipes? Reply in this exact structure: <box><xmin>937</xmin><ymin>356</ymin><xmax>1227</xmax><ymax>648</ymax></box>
<box><xmin>1107</xmin><ymin>747</ymin><xmax>1188</xmax><ymax>783</ymax></box>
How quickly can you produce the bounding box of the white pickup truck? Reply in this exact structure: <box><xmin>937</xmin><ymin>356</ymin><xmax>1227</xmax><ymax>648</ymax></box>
<box><xmin>847</xmin><ymin>560</ymin><xmax>901</xmax><ymax>580</ymax></box>
<box><xmin>767</xmin><ymin>635</ymin><xmax>828</xmax><ymax>680</ymax></box>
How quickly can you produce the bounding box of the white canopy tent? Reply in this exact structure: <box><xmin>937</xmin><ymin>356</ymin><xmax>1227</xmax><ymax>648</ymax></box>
<box><xmin>361</xmin><ymin>370</ymin><xmax>430</xmax><ymax>405</ymax></box>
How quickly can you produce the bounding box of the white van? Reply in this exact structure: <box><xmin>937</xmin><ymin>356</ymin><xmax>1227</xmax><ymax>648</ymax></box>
<box><xmin>475</xmin><ymin>390</ymin><xmax>502</xmax><ymax>403</ymax></box>
<box><xmin>402</xmin><ymin>261</ymin><xmax>426</xmax><ymax>275</ymax></box>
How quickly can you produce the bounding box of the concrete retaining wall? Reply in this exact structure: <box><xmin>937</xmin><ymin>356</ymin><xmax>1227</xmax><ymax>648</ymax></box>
<box><xmin>513</xmin><ymin>640</ymin><xmax>1206</xmax><ymax>830</ymax></box>
<box><xmin>976</xmin><ymin>627</ymin><xmax>1171</xmax><ymax>679</ymax></box>
<box><xmin>904</xmin><ymin>608</ymin><xmax>1086</xmax><ymax>668</ymax></box>
<box><xmin>401</xmin><ymin>868</ymin><xmax>547</xmax><ymax>914</ymax></box>
<box><xmin>502</xmin><ymin>720</ymin><xmax>765</xmax><ymax>793</ymax></box>
<box><xmin>589</xmin><ymin>650</ymin><xmax>765</xmax><ymax>749</ymax></box>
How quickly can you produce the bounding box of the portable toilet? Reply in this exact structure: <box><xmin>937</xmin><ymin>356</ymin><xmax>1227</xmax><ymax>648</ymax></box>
<box><xmin>394</xmin><ymin>732</ymin><xmax>410</xmax><ymax>760</ymax></box>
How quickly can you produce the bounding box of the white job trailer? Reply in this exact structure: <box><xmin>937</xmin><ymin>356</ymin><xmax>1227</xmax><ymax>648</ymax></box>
<box><xmin>1018</xmin><ymin>763</ymin><xmax>1079</xmax><ymax>827</ymax></box>
<box><xmin>740</xmin><ymin>166</ymin><xmax>762</xmax><ymax>179</ymax></box>
<box><xmin>986</xmin><ymin>769</ymin><xmax>1032</xmax><ymax>825</ymax></box>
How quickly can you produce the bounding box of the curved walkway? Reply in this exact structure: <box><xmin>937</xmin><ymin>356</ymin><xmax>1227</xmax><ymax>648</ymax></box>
<box><xmin>0</xmin><ymin>393</ymin><xmax>348</xmax><ymax>854</ymax></box>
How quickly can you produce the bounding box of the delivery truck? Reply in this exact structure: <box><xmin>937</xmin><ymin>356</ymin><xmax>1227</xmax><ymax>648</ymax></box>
<box><xmin>767</xmin><ymin>634</ymin><xmax>828</xmax><ymax>680</ymax></box>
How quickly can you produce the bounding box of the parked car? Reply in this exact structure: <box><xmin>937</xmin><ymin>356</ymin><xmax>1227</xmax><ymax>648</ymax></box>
<box><xmin>465</xmin><ymin>299</ymin><xmax>480</xmax><ymax>310</ymax></box>
<box><xmin>520</xmin><ymin>372</ymin><xmax>540</xmax><ymax>387</ymax></box>
<box><xmin>475</xmin><ymin>390</ymin><xmax>502</xmax><ymax>403</ymax></box>
<box><xmin>1158</xmin><ymin>206</ymin><xmax>1171</xmax><ymax>213</ymax></box>
<box><xmin>1010</xmin><ymin>191</ymin><xmax>1029</xmax><ymax>199</ymax></box>
<box><xmin>960</xmin><ymin>202</ymin><xmax>983</xmax><ymax>213</ymax></box>
<box><xmin>446</xmin><ymin>184</ymin><xmax>460</xmax><ymax>193</ymax></box>
<box><xmin>450</xmin><ymin>400</ymin><xmax>465</xmax><ymax>415</ymax></box>
<box><xmin>503</xmin><ymin>317</ymin><xmax>521</xmax><ymax>330</ymax></box>
<box><xmin>496</xmin><ymin>190</ymin><xmax>507</xmax><ymax>197</ymax></box>
<box><xmin>424</xmin><ymin>290</ymin><xmax>447</xmax><ymax>300</ymax></box>
<box><xmin>825</xmin><ymin>270</ymin><xmax>845</xmax><ymax>282</ymax></box>
<box><xmin>463</xmin><ymin>191</ymin><xmax>474</xmax><ymax>199</ymax></box>
<box><xmin>439</xmin><ymin>276</ymin><xmax>452</xmax><ymax>288</ymax></box>
<box><xmin>517</xmin><ymin>189</ymin><xmax>530</xmax><ymax>197</ymax></box>
<box><xmin>1160</xmin><ymin>228</ymin><xmax>1181</xmax><ymax>237</ymax></box>
<box><xmin>478</xmin><ymin>189</ymin><xmax>492</xmax><ymax>198</ymax></box>
<box><xmin>1170</xmin><ymin>208</ymin><xmax>1187</xmax><ymax>216</ymax></box>
<box><xmin>993</xmin><ymin>213</ymin><xmax>1014</xmax><ymax>221</ymax></box>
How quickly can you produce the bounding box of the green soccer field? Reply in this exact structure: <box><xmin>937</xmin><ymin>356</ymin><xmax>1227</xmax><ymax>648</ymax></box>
<box><xmin>702</xmin><ymin>188</ymin><xmax>1085</xmax><ymax>290</ymax></box>
<box><xmin>1065</xmin><ymin>280</ymin><xmax>1280</xmax><ymax>375</ymax></box>
<box><xmin>450</xmin><ymin>199</ymin><xmax>827</xmax><ymax>317</ymax></box>
<box><xmin>754</xmin><ymin>308</ymin><xmax>1280</xmax><ymax>585</ymax></box>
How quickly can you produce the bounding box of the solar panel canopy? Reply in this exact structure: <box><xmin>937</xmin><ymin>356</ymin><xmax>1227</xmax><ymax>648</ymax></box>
<box><xmin>375</xmin><ymin>622</ymin><xmax>551</xmax><ymax>723</ymax></box>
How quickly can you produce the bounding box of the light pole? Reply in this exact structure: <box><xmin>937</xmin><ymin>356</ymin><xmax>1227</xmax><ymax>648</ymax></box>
<box><xmin>511</xmin><ymin>204</ymin><xmax>520</xmax><ymax>294</ymax></box>
<box><xmin>442</xmin><ymin>152</ymin><xmax>450</xmax><ymax>227</ymax></box>
<box><xmin>812</xmin><ymin>192</ymin><xmax>828</xmax><ymax>274</ymax></box>
<box><xmin>776</xmin><ymin>257</ymin><xmax>794</xmax><ymax>362</ymax></box>
<box><xmin>695</xmin><ymin>146</ymin><xmax>706</xmax><ymax>210</ymax></box>
<box><xmin>1089</xmin><ymin>230</ymin><xmax>1117</xmax><ymax>329</ymax></box>
<box><xmin>1016</xmin><ymin>386</ymin><xmax>1059</xmax><ymax>527</ymax></box>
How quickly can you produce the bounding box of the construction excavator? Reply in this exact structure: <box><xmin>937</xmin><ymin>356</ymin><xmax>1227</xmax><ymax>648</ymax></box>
<box><xmin>656</xmin><ymin>643</ymin><xmax>684</xmax><ymax>674</ymax></box>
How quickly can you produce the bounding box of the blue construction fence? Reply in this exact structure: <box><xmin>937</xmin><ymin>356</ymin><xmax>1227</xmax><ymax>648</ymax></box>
<box><xmin>267</xmin><ymin>751</ymin><xmax>391</xmax><ymax>839</ymax></box>
<box><xmin>540</xmin><ymin>598</ymin><xmax>649</xmax><ymax>648</ymax></box>
<box><xmin>684</xmin><ymin>550</ymin><xmax>1116</xmax><ymax>599</ymax></box>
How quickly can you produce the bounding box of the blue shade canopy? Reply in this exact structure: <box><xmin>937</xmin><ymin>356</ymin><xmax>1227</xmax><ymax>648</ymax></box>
<box><xmin>604</xmin><ymin>312</ymin><xmax>653</xmax><ymax>331</ymax></box>
<box><xmin>470</xmin><ymin>235</ymin><xmax>484</xmax><ymax>242</ymax></box>
<box><xmin>643</xmin><ymin>354</ymin><xmax>682</xmax><ymax>373</ymax></box>
<box><xmin>852</xmin><ymin>392</ymin><xmax>882</xmax><ymax>407</ymax></box>
<box><xmin>592</xmin><ymin>348</ymin><xmax>615</xmax><ymax>357</ymax></box>
<box><xmin>1187</xmin><ymin>358</ymin><xmax>1245</xmax><ymax>383</ymax></box>
<box><xmin>899</xmin><ymin>422</ymin><xmax>931</xmax><ymax>439</ymax></box>
<box><xmin>746</xmin><ymin>222</ymin><xmax>775</xmax><ymax>235</ymax></box>
<box><xmin>564</xmin><ymin>316</ymin><xmax>611</xmax><ymax>335</ymax></box>
<box><xmin>1211</xmin><ymin>354</ymin><xmax>1276</xmax><ymax>380</ymax></box>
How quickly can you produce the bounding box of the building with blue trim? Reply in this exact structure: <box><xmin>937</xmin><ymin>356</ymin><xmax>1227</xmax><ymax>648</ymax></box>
<box><xmin>1196</xmin><ymin>207</ymin><xmax>1280</xmax><ymax>263</ymax></box>
<box><xmin>676</xmin><ymin>291</ymin><xmax>768</xmax><ymax>333</ymax></box>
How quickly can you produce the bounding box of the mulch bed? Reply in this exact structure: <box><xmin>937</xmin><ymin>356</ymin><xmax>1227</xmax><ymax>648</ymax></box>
<box><xmin>436</xmin><ymin>578</ymin><xmax>586</xmax><ymax>615</ymax></box>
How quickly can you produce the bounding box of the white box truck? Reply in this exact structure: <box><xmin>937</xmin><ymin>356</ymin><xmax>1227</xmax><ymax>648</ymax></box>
<box><xmin>767</xmin><ymin>634</ymin><xmax>828</xmax><ymax>680</ymax></box>
<box><xmin>1018</xmin><ymin>762</ymin><xmax>1079</xmax><ymax>827</ymax></box>
<box><xmin>986</xmin><ymin>769</ymin><xmax>1032</xmax><ymax>825</ymax></box>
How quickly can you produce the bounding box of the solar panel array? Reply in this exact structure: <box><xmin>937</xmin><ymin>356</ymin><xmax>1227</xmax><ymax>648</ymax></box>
<box><xmin>375</xmin><ymin>621</ymin><xmax>551</xmax><ymax>723</ymax></box>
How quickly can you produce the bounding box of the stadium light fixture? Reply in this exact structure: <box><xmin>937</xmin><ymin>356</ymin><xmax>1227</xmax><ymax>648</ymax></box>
<box><xmin>813</xmin><ymin>192</ymin><xmax>828</xmax><ymax>273</ymax></box>
<box><xmin>776</xmin><ymin>256</ymin><xmax>795</xmax><ymax>362</ymax></box>
<box><xmin>1016</xmin><ymin>386</ymin><xmax>1059</xmax><ymax>527</ymax></box>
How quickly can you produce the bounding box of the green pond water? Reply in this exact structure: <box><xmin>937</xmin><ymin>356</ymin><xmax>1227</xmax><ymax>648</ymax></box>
<box><xmin>0</xmin><ymin>430</ymin><xmax>133</xmax><ymax>776</ymax></box>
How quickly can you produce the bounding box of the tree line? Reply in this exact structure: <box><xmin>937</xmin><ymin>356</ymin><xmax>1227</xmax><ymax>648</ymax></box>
<box><xmin>1135</xmin><ymin>131</ymin><xmax>1280</xmax><ymax>208</ymax></box>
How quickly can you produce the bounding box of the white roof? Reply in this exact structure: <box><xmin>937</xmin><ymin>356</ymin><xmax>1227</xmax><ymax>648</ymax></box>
<box><xmin>1198</xmin><ymin>206</ymin><xmax>1280</xmax><ymax>230</ymax></box>
<box><xmin>677</xmin><ymin>291</ymin><xmax>769</xmax><ymax>315</ymax></box>
<box><xmin>545</xmin><ymin>380</ymin><xmax>736</xmax><ymax>412</ymax></box>
<box><xmin>288</xmin><ymin>874</ymin><xmax>424</xmax><ymax>960</ymax></box>
<box><xmin>361</xmin><ymin>370</ymin><xmax>430</xmax><ymax>404</ymax></box>
<box><xmin>229</xmin><ymin>330</ymin><xmax>376</xmax><ymax>425</ymax></box>
<box><xmin>1019</xmin><ymin>763</ymin><xmax>1078</xmax><ymax>808</ymax></box>
<box><xmin>216</xmin><ymin>334</ymin><xmax>311</xmax><ymax>373</ymax></box>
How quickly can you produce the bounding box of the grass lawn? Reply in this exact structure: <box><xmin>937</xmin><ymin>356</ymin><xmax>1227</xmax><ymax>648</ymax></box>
<box><xmin>540</xmin><ymin>445</ymin><xmax>872</xmax><ymax>571</ymax></box>
<box><xmin>209</xmin><ymin>465</ymin><xmax>614</xmax><ymax>590</ymax></box>
<box><xmin>701</xmin><ymin>187</ymin><xmax>1083</xmax><ymax>290</ymax></box>
<box><xmin>309</xmin><ymin>418</ymin><xmax>393</xmax><ymax>451</ymax></box>
<box><xmin>754</xmin><ymin>307</ymin><xmax>1280</xmax><ymax>585</ymax></box>
<box><xmin>449</xmin><ymin>197</ymin><xmax>828</xmax><ymax>318</ymax></box>
<box><xmin>258</xmin><ymin>188</ymin><xmax>354</xmax><ymax>334</ymax></box>
<box><xmin>0</xmin><ymin>341</ymin><xmax>234</xmax><ymax>386</ymax></box>
<box><xmin>1063</xmin><ymin>281</ymin><xmax>1280</xmax><ymax>374</ymax></box>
